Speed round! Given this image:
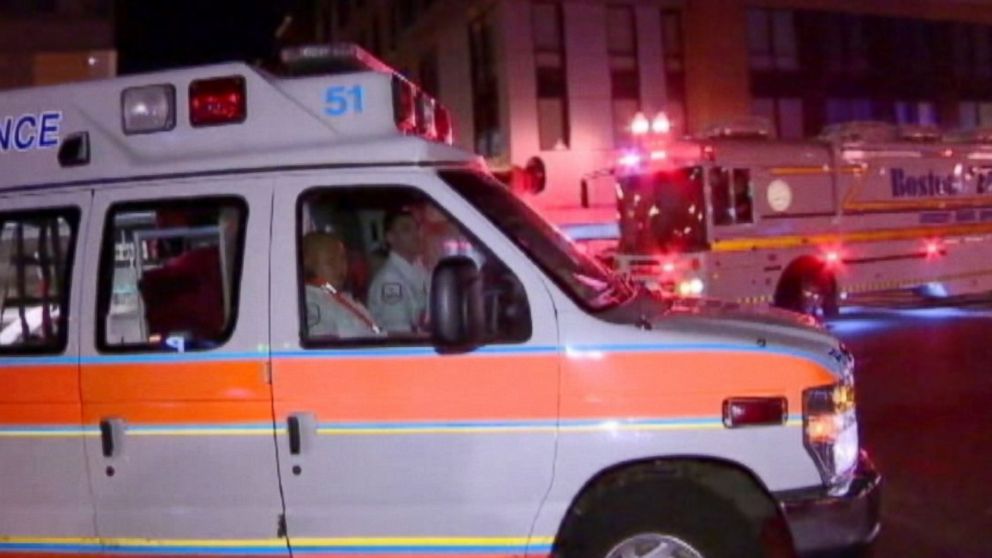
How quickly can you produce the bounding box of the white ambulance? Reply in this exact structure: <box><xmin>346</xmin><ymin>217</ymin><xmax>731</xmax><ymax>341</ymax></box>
<box><xmin>608</xmin><ymin>114</ymin><xmax>992</xmax><ymax>316</ymax></box>
<box><xmin>0</xmin><ymin>44</ymin><xmax>878</xmax><ymax>558</ymax></box>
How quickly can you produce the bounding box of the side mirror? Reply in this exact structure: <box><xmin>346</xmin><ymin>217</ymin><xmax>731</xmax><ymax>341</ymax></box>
<box><xmin>431</xmin><ymin>256</ymin><xmax>484</xmax><ymax>352</ymax></box>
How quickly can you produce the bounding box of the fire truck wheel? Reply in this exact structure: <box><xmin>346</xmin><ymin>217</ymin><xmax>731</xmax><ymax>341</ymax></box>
<box><xmin>775</xmin><ymin>262</ymin><xmax>838</xmax><ymax>319</ymax></box>
<box><xmin>555</xmin><ymin>476</ymin><xmax>764</xmax><ymax>558</ymax></box>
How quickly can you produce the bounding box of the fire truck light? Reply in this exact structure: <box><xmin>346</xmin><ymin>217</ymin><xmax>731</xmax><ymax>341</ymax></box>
<box><xmin>619</xmin><ymin>152</ymin><xmax>642</xmax><ymax>167</ymax></box>
<box><xmin>650</xmin><ymin>150</ymin><xmax>667</xmax><ymax>160</ymax></box>
<box><xmin>652</xmin><ymin>112</ymin><xmax>672</xmax><ymax>134</ymax></box>
<box><xmin>662</xmin><ymin>262</ymin><xmax>675</xmax><ymax>274</ymax></box>
<box><xmin>631</xmin><ymin>112</ymin><xmax>650</xmax><ymax>136</ymax></box>
<box><xmin>823</xmin><ymin>250</ymin><xmax>842</xmax><ymax>267</ymax></box>
<box><xmin>925</xmin><ymin>240</ymin><xmax>942</xmax><ymax>258</ymax></box>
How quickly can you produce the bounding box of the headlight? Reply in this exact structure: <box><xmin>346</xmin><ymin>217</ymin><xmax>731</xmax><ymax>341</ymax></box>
<box><xmin>803</xmin><ymin>380</ymin><xmax>859</xmax><ymax>493</ymax></box>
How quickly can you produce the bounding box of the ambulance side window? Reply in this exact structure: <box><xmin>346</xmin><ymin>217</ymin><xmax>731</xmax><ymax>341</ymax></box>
<box><xmin>710</xmin><ymin>167</ymin><xmax>754</xmax><ymax>225</ymax></box>
<box><xmin>297</xmin><ymin>186</ymin><xmax>531</xmax><ymax>345</ymax></box>
<box><xmin>96</xmin><ymin>198</ymin><xmax>247</xmax><ymax>352</ymax></box>
<box><xmin>0</xmin><ymin>209</ymin><xmax>78</xmax><ymax>353</ymax></box>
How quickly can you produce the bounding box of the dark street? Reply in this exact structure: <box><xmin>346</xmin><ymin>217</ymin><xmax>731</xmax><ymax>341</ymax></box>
<box><xmin>828</xmin><ymin>297</ymin><xmax>992</xmax><ymax>557</ymax></box>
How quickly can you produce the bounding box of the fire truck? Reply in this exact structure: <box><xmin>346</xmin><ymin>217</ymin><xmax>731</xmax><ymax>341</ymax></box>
<box><xmin>606</xmin><ymin>113</ymin><xmax>992</xmax><ymax>316</ymax></box>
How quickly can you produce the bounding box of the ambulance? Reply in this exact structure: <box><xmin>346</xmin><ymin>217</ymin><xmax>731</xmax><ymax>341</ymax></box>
<box><xmin>608</xmin><ymin>113</ymin><xmax>992</xmax><ymax>316</ymax></box>
<box><xmin>0</xmin><ymin>44</ymin><xmax>879</xmax><ymax>558</ymax></box>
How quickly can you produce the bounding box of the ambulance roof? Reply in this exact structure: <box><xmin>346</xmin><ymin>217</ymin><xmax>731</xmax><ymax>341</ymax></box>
<box><xmin>0</xmin><ymin>55</ymin><xmax>475</xmax><ymax>192</ymax></box>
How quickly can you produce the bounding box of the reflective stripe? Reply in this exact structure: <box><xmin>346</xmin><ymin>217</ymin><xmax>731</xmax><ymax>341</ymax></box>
<box><xmin>712</xmin><ymin>221</ymin><xmax>992</xmax><ymax>252</ymax></box>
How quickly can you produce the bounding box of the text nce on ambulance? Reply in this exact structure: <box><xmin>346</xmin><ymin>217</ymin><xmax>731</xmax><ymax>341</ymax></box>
<box><xmin>0</xmin><ymin>44</ymin><xmax>878</xmax><ymax>558</ymax></box>
<box><xmin>612</xmin><ymin>114</ymin><xmax>992</xmax><ymax>316</ymax></box>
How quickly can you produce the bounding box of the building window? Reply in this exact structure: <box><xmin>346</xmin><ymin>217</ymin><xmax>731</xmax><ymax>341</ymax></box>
<box><xmin>825</xmin><ymin>98</ymin><xmax>874</xmax><ymax>125</ymax></box>
<box><xmin>469</xmin><ymin>10</ymin><xmax>504</xmax><ymax>157</ymax></box>
<box><xmin>953</xmin><ymin>23</ymin><xmax>992</xmax><ymax>80</ymax></box>
<box><xmin>894</xmin><ymin>101</ymin><xmax>937</xmax><ymax>126</ymax></box>
<box><xmin>607</xmin><ymin>5</ymin><xmax>640</xmax><ymax>146</ymax></box>
<box><xmin>419</xmin><ymin>49</ymin><xmax>439</xmax><ymax>98</ymax></box>
<box><xmin>0</xmin><ymin>209</ymin><xmax>78</xmax><ymax>353</ymax></box>
<box><xmin>752</xmin><ymin>97</ymin><xmax>804</xmax><ymax>139</ymax></box>
<box><xmin>335</xmin><ymin>0</ymin><xmax>351</xmax><ymax>29</ymax></box>
<box><xmin>97</xmin><ymin>198</ymin><xmax>246</xmax><ymax>352</ymax></box>
<box><xmin>823</xmin><ymin>13</ymin><xmax>867</xmax><ymax>75</ymax></box>
<box><xmin>747</xmin><ymin>8</ymin><xmax>798</xmax><ymax>71</ymax></box>
<box><xmin>533</xmin><ymin>1</ymin><xmax>569</xmax><ymax>150</ymax></box>
<box><xmin>660</xmin><ymin>9</ymin><xmax>686</xmax><ymax>130</ymax></box>
<box><xmin>960</xmin><ymin>101</ymin><xmax>992</xmax><ymax>128</ymax></box>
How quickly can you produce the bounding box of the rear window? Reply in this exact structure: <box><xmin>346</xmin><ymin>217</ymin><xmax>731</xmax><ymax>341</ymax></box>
<box><xmin>0</xmin><ymin>209</ymin><xmax>79</xmax><ymax>354</ymax></box>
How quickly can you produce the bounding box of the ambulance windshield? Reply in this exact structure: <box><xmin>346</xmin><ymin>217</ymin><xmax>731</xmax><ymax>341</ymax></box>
<box><xmin>441</xmin><ymin>169</ymin><xmax>634</xmax><ymax>311</ymax></box>
<box><xmin>617</xmin><ymin>167</ymin><xmax>708</xmax><ymax>254</ymax></box>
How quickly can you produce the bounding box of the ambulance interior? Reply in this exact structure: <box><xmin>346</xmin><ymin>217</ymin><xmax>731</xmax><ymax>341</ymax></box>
<box><xmin>103</xmin><ymin>202</ymin><xmax>243</xmax><ymax>351</ymax></box>
<box><xmin>0</xmin><ymin>216</ymin><xmax>74</xmax><ymax>349</ymax></box>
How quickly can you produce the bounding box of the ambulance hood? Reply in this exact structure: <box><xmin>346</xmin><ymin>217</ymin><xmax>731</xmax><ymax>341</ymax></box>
<box><xmin>602</xmin><ymin>291</ymin><xmax>847</xmax><ymax>370</ymax></box>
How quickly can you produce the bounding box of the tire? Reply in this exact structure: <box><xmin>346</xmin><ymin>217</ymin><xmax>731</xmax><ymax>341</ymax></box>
<box><xmin>555</xmin><ymin>475</ymin><xmax>766</xmax><ymax>558</ymax></box>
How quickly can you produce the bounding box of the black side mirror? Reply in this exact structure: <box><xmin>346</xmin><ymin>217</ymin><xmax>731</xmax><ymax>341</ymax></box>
<box><xmin>431</xmin><ymin>256</ymin><xmax>484</xmax><ymax>352</ymax></box>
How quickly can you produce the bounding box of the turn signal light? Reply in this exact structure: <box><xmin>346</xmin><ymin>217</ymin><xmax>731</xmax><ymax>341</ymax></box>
<box><xmin>189</xmin><ymin>76</ymin><xmax>247</xmax><ymax>127</ymax></box>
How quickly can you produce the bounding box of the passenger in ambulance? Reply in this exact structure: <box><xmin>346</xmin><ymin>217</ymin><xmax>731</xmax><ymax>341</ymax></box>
<box><xmin>302</xmin><ymin>231</ymin><xmax>382</xmax><ymax>339</ymax></box>
<box><xmin>367</xmin><ymin>209</ymin><xmax>429</xmax><ymax>334</ymax></box>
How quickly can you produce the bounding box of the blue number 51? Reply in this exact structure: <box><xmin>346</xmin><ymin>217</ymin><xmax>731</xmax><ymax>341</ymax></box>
<box><xmin>325</xmin><ymin>85</ymin><xmax>364</xmax><ymax>116</ymax></box>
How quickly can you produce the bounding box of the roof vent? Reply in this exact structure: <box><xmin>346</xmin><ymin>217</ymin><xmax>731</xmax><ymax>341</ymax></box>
<box><xmin>701</xmin><ymin>116</ymin><xmax>773</xmax><ymax>140</ymax></box>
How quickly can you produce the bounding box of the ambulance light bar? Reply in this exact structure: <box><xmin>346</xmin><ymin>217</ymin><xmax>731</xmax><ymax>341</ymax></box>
<box><xmin>122</xmin><ymin>84</ymin><xmax>176</xmax><ymax>135</ymax></box>
<box><xmin>279</xmin><ymin>43</ymin><xmax>393</xmax><ymax>76</ymax></box>
<box><xmin>189</xmin><ymin>76</ymin><xmax>247</xmax><ymax>127</ymax></box>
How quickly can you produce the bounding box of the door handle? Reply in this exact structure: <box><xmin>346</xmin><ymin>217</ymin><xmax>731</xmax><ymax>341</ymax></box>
<box><xmin>287</xmin><ymin>415</ymin><xmax>302</xmax><ymax>455</ymax></box>
<box><xmin>286</xmin><ymin>412</ymin><xmax>315</xmax><ymax>456</ymax></box>
<box><xmin>99</xmin><ymin>418</ymin><xmax>126</xmax><ymax>458</ymax></box>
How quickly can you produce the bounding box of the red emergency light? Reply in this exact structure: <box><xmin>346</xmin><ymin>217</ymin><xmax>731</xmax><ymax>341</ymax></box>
<box><xmin>189</xmin><ymin>76</ymin><xmax>247</xmax><ymax>127</ymax></box>
<box><xmin>392</xmin><ymin>76</ymin><xmax>417</xmax><ymax>134</ymax></box>
<box><xmin>435</xmin><ymin>105</ymin><xmax>454</xmax><ymax>145</ymax></box>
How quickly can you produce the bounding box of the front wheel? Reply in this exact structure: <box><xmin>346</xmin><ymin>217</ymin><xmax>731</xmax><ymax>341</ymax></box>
<box><xmin>555</xmin><ymin>477</ymin><xmax>766</xmax><ymax>558</ymax></box>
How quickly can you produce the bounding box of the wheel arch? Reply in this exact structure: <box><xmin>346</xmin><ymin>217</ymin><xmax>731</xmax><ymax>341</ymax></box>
<box><xmin>774</xmin><ymin>254</ymin><xmax>837</xmax><ymax>310</ymax></box>
<box><xmin>550</xmin><ymin>456</ymin><xmax>794</xmax><ymax>556</ymax></box>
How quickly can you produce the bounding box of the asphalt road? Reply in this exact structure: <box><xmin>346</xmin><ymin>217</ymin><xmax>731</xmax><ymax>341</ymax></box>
<box><xmin>825</xmin><ymin>293</ymin><xmax>992</xmax><ymax>557</ymax></box>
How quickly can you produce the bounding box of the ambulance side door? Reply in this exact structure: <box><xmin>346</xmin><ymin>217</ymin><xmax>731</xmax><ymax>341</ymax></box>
<box><xmin>79</xmin><ymin>177</ymin><xmax>289</xmax><ymax>555</ymax></box>
<box><xmin>270</xmin><ymin>169</ymin><xmax>560</xmax><ymax>553</ymax></box>
<box><xmin>0</xmin><ymin>190</ymin><xmax>96</xmax><ymax>551</ymax></box>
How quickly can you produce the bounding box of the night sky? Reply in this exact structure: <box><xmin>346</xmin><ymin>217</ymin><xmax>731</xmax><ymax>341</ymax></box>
<box><xmin>115</xmin><ymin>0</ymin><xmax>305</xmax><ymax>74</ymax></box>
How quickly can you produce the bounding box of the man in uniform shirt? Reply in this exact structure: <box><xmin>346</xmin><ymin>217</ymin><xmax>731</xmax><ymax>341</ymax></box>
<box><xmin>368</xmin><ymin>209</ymin><xmax>430</xmax><ymax>333</ymax></box>
<box><xmin>302</xmin><ymin>232</ymin><xmax>382</xmax><ymax>339</ymax></box>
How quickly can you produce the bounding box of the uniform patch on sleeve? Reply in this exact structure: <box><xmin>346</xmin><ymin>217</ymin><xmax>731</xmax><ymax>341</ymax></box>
<box><xmin>382</xmin><ymin>283</ymin><xmax>403</xmax><ymax>304</ymax></box>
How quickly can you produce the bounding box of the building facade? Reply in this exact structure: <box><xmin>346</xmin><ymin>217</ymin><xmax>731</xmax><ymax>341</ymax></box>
<box><xmin>320</xmin><ymin>0</ymin><xmax>992</xmax><ymax>216</ymax></box>
<box><xmin>0</xmin><ymin>0</ymin><xmax>115</xmax><ymax>90</ymax></box>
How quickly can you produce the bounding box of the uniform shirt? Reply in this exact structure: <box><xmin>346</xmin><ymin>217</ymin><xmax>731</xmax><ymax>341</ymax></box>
<box><xmin>305</xmin><ymin>284</ymin><xmax>381</xmax><ymax>339</ymax></box>
<box><xmin>368</xmin><ymin>251</ymin><xmax>429</xmax><ymax>333</ymax></box>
